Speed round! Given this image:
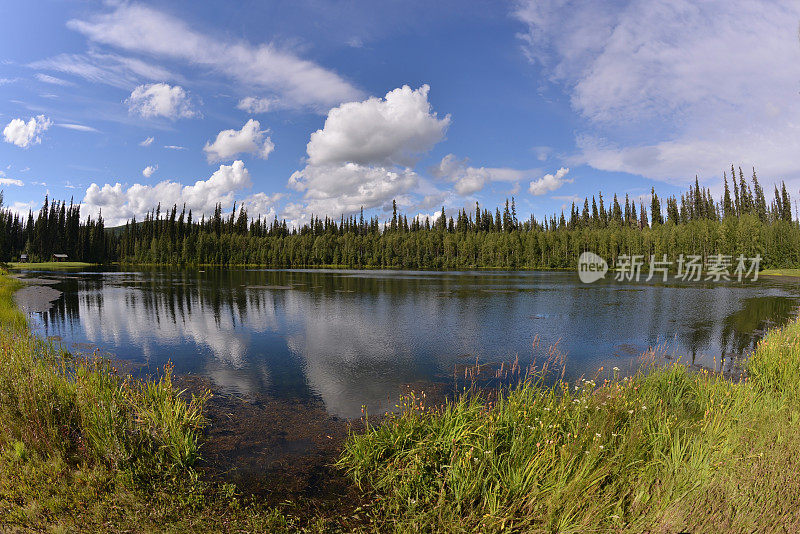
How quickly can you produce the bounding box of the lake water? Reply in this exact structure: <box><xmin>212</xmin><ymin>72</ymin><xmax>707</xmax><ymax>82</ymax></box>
<box><xmin>20</xmin><ymin>268</ymin><xmax>800</xmax><ymax>419</ymax></box>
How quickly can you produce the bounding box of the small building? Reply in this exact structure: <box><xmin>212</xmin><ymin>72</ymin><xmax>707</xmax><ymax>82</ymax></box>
<box><xmin>52</xmin><ymin>254</ymin><xmax>68</xmax><ymax>262</ymax></box>
<box><xmin>19</xmin><ymin>254</ymin><xmax>28</xmax><ymax>263</ymax></box>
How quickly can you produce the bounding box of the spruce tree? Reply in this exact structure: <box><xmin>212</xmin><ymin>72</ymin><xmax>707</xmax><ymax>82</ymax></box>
<box><xmin>722</xmin><ymin>172</ymin><xmax>734</xmax><ymax>218</ymax></box>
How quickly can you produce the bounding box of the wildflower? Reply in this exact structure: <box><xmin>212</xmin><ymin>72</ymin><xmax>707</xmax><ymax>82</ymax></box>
<box><xmin>599</xmin><ymin>445</ymin><xmax>604</xmax><ymax>450</ymax></box>
<box><xmin>613</xmin><ymin>366</ymin><xmax>620</xmax><ymax>372</ymax></box>
<box><xmin>595</xmin><ymin>433</ymin><xmax>601</xmax><ymax>438</ymax></box>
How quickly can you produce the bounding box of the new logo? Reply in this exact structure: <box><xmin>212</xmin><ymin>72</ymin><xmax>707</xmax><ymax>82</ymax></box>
<box><xmin>577</xmin><ymin>251</ymin><xmax>608</xmax><ymax>283</ymax></box>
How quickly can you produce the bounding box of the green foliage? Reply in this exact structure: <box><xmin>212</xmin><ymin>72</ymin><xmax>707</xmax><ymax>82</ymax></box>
<box><xmin>0</xmin><ymin>269</ymin><xmax>25</xmax><ymax>330</ymax></box>
<box><xmin>0</xmin><ymin>270</ymin><xmax>208</xmax><ymax>489</ymax></box>
<box><xmin>0</xmin><ymin>196</ymin><xmax>105</xmax><ymax>263</ymax></box>
<box><xmin>4</xmin><ymin>166</ymin><xmax>800</xmax><ymax>269</ymax></box>
<box><xmin>340</xmin><ymin>318</ymin><xmax>800</xmax><ymax>532</ymax></box>
<box><xmin>0</xmin><ymin>271</ymin><xmax>354</xmax><ymax>531</ymax></box>
<box><xmin>0</xmin><ymin>329</ymin><xmax>209</xmax><ymax>491</ymax></box>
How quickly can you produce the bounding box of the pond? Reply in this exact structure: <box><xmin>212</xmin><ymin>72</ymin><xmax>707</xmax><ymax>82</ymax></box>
<box><xmin>18</xmin><ymin>268</ymin><xmax>800</xmax><ymax>419</ymax></box>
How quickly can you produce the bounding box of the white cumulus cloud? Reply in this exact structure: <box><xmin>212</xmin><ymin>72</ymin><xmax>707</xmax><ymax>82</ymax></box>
<box><xmin>139</xmin><ymin>136</ymin><xmax>154</xmax><ymax>146</ymax></box>
<box><xmin>287</xmin><ymin>163</ymin><xmax>418</xmax><ymax>219</ymax></box>
<box><xmin>142</xmin><ymin>165</ymin><xmax>157</xmax><ymax>178</ymax></box>
<box><xmin>0</xmin><ymin>178</ymin><xmax>24</xmax><ymax>187</ymax></box>
<box><xmin>82</xmin><ymin>160</ymin><xmax>252</xmax><ymax>226</ymax></box>
<box><xmin>307</xmin><ymin>84</ymin><xmax>449</xmax><ymax>167</ymax></box>
<box><xmin>286</xmin><ymin>85</ymin><xmax>447</xmax><ymax>221</ymax></box>
<box><xmin>6</xmin><ymin>201</ymin><xmax>39</xmax><ymax>218</ymax></box>
<box><xmin>203</xmin><ymin>119</ymin><xmax>274</xmax><ymax>163</ymax></box>
<box><xmin>127</xmin><ymin>83</ymin><xmax>196</xmax><ymax>120</ymax></box>
<box><xmin>2</xmin><ymin>115</ymin><xmax>53</xmax><ymax>148</ymax></box>
<box><xmin>241</xmin><ymin>192</ymin><xmax>284</xmax><ymax>221</ymax></box>
<box><xmin>433</xmin><ymin>154</ymin><xmax>537</xmax><ymax>196</ymax></box>
<box><xmin>237</xmin><ymin>97</ymin><xmax>276</xmax><ymax>114</ymax></box>
<box><xmin>529</xmin><ymin>167</ymin><xmax>572</xmax><ymax>195</ymax></box>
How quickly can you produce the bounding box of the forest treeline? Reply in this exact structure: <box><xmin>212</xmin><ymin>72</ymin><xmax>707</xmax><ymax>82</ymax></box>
<box><xmin>1</xmin><ymin>166</ymin><xmax>799</xmax><ymax>269</ymax></box>
<box><xmin>0</xmin><ymin>194</ymin><xmax>107</xmax><ymax>263</ymax></box>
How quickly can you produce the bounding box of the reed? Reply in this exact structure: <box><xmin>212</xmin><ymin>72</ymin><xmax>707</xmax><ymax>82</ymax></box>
<box><xmin>0</xmin><ymin>276</ymin><xmax>208</xmax><ymax>487</ymax></box>
<box><xmin>340</xmin><ymin>317</ymin><xmax>800</xmax><ymax>532</ymax></box>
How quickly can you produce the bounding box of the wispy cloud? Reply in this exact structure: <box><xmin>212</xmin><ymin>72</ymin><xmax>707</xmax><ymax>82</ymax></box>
<box><xmin>35</xmin><ymin>73</ymin><xmax>74</xmax><ymax>86</ymax></box>
<box><xmin>56</xmin><ymin>123</ymin><xmax>99</xmax><ymax>133</ymax></box>
<box><xmin>66</xmin><ymin>2</ymin><xmax>362</xmax><ymax>110</ymax></box>
<box><xmin>514</xmin><ymin>0</ymin><xmax>800</xmax><ymax>185</ymax></box>
<box><xmin>29</xmin><ymin>51</ymin><xmax>175</xmax><ymax>89</ymax></box>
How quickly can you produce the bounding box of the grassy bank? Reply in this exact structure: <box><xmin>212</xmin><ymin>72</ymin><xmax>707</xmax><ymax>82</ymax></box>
<box><xmin>341</xmin><ymin>319</ymin><xmax>800</xmax><ymax>532</ymax></box>
<box><xmin>6</xmin><ymin>264</ymin><xmax>800</xmax><ymax>532</ymax></box>
<box><xmin>8</xmin><ymin>261</ymin><xmax>95</xmax><ymax>270</ymax></box>
<box><xmin>760</xmin><ymin>268</ymin><xmax>800</xmax><ymax>278</ymax></box>
<box><xmin>0</xmin><ymin>271</ymin><xmax>305</xmax><ymax>532</ymax></box>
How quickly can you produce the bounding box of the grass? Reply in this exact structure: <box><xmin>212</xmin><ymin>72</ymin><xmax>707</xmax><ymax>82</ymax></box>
<box><xmin>0</xmin><ymin>270</ymin><xmax>315</xmax><ymax>532</ymax></box>
<box><xmin>340</xmin><ymin>319</ymin><xmax>800</xmax><ymax>532</ymax></box>
<box><xmin>759</xmin><ymin>268</ymin><xmax>800</xmax><ymax>278</ymax></box>
<box><xmin>8</xmin><ymin>261</ymin><xmax>94</xmax><ymax>270</ymax></box>
<box><xmin>6</xmin><ymin>263</ymin><xmax>800</xmax><ymax>532</ymax></box>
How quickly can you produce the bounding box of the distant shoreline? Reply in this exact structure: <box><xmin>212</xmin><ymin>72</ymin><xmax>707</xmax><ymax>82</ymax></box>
<box><xmin>8</xmin><ymin>261</ymin><xmax>95</xmax><ymax>270</ymax></box>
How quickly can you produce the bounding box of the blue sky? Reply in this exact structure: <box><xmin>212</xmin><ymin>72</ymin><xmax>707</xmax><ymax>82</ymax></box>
<box><xmin>1</xmin><ymin>0</ymin><xmax>799</xmax><ymax>226</ymax></box>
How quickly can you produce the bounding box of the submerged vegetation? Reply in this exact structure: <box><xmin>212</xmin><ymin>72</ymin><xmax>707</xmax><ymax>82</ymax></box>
<box><xmin>2</xmin><ymin>167</ymin><xmax>800</xmax><ymax>269</ymax></box>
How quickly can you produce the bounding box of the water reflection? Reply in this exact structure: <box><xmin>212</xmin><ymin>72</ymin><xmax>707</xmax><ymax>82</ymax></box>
<box><xmin>27</xmin><ymin>269</ymin><xmax>800</xmax><ymax>418</ymax></box>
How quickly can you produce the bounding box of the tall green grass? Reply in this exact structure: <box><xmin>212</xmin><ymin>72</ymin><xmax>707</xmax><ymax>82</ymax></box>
<box><xmin>0</xmin><ymin>272</ymin><xmax>25</xmax><ymax>330</ymax></box>
<box><xmin>340</xmin><ymin>319</ymin><xmax>800</xmax><ymax>532</ymax></box>
<box><xmin>0</xmin><ymin>271</ymin><xmax>208</xmax><ymax>489</ymax></box>
<box><xmin>0</xmin><ymin>271</ymin><xmax>329</xmax><ymax>532</ymax></box>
